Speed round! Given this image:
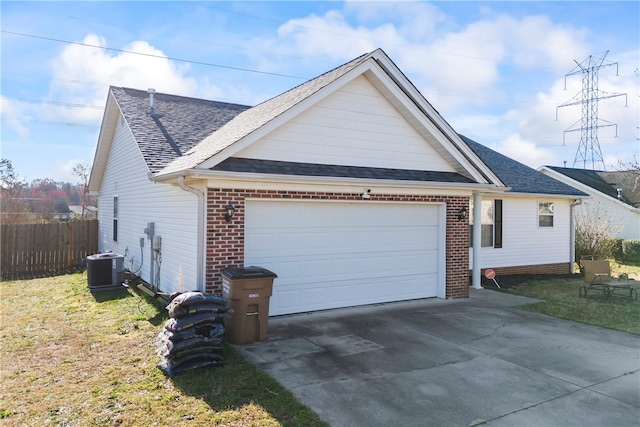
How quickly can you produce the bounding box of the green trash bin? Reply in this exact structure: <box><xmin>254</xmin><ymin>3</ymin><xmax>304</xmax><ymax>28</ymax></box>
<box><xmin>220</xmin><ymin>267</ymin><xmax>277</xmax><ymax>344</ymax></box>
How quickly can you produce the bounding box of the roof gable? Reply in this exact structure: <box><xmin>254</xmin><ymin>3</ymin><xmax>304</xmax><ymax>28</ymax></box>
<box><xmin>155</xmin><ymin>49</ymin><xmax>500</xmax><ymax>186</ymax></box>
<box><xmin>111</xmin><ymin>87</ymin><xmax>250</xmax><ymax>174</ymax></box>
<box><xmin>234</xmin><ymin>74</ymin><xmax>457</xmax><ymax>173</ymax></box>
<box><xmin>545</xmin><ymin>166</ymin><xmax>640</xmax><ymax>206</ymax></box>
<box><xmin>89</xmin><ymin>87</ymin><xmax>249</xmax><ymax>191</ymax></box>
<box><xmin>461</xmin><ymin>136</ymin><xmax>588</xmax><ymax>196</ymax></box>
<box><xmin>157</xmin><ymin>52</ymin><xmax>372</xmax><ymax>177</ymax></box>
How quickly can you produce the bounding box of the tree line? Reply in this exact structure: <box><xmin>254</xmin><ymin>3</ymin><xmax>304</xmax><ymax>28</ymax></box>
<box><xmin>0</xmin><ymin>158</ymin><xmax>96</xmax><ymax>224</ymax></box>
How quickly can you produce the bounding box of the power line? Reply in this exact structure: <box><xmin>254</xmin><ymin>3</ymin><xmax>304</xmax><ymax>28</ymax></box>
<box><xmin>28</xmin><ymin>119</ymin><xmax>99</xmax><ymax>128</ymax></box>
<box><xmin>1</xmin><ymin>30</ymin><xmax>308</xmax><ymax>80</ymax></box>
<box><xmin>2</xmin><ymin>96</ymin><xmax>103</xmax><ymax>110</ymax></box>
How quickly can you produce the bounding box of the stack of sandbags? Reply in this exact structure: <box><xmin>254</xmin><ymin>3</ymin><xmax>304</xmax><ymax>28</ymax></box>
<box><xmin>156</xmin><ymin>291</ymin><xmax>232</xmax><ymax>377</ymax></box>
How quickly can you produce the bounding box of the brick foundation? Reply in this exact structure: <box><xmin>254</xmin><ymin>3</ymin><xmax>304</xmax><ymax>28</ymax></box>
<box><xmin>474</xmin><ymin>262</ymin><xmax>571</xmax><ymax>278</ymax></box>
<box><xmin>205</xmin><ymin>188</ymin><xmax>470</xmax><ymax>300</ymax></box>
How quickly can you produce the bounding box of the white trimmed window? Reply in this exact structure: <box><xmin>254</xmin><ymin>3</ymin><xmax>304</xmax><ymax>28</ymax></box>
<box><xmin>538</xmin><ymin>202</ymin><xmax>554</xmax><ymax>227</ymax></box>
<box><xmin>469</xmin><ymin>199</ymin><xmax>502</xmax><ymax>248</ymax></box>
<box><xmin>113</xmin><ymin>196</ymin><xmax>119</xmax><ymax>241</ymax></box>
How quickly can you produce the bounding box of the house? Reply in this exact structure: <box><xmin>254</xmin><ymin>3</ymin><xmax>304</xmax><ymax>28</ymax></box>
<box><xmin>69</xmin><ymin>205</ymin><xmax>98</xmax><ymax>220</ymax></box>
<box><xmin>89</xmin><ymin>49</ymin><xmax>586</xmax><ymax>316</ymax></box>
<box><xmin>539</xmin><ymin>166</ymin><xmax>640</xmax><ymax>240</ymax></box>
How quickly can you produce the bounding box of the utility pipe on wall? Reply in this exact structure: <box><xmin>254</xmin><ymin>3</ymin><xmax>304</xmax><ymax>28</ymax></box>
<box><xmin>177</xmin><ymin>176</ymin><xmax>205</xmax><ymax>291</ymax></box>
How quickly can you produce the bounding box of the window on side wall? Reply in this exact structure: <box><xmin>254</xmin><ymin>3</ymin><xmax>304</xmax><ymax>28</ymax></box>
<box><xmin>538</xmin><ymin>202</ymin><xmax>554</xmax><ymax>227</ymax></box>
<box><xmin>469</xmin><ymin>199</ymin><xmax>502</xmax><ymax>248</ymax></box>
<box><xmin>113</xmin><ymin>196</ymin><xmax>118</xmax><ymax>241</ymax></box>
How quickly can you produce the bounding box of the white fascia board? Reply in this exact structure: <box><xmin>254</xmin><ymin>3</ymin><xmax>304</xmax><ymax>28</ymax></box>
<box><xmin>537</xmin><ymin>166</ymin><xmax>637</xmax><ymax>206</ymax></box>
<box><xmin>368</xmin><ymin>52</ymin><xmax>503</xmax><ymax>186</ymax></box>
<box><xmin>502</xmin><ymin>191</ymin><xmax>590</xmax><ymax>201</ymax></box>
<box><xmin>362</xmin><ymin>66</ymin><xmax>495</xmax><ymax>185</ymax></box>
<box><xmin>88</xmin><ymin>91</ymin><xmax>119</xmax><ymax>193</ymax></box>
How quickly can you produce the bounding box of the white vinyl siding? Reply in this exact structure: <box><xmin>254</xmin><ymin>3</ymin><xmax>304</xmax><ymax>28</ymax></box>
<box><xmin>96</xmin><ymin>115</ymin><xmax>200</xmax><ymax>294</ymax></box>
<box><xmin>576</xmin><ymin>197</ymin><xmax>640</xmax><ymax>241</ymax></box>
<box><xmin>236</xmin><ymin>75</ymin><xmax>455</xmax><ymax>173</ymax></box>
<box><xmin>470</xmin><ymin>197</ymin><xmax>572</xmax><ymax>269</ymax></box>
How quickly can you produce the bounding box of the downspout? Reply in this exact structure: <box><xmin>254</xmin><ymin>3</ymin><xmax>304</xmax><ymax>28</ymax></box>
<box><xmin>570</xmin><ymin>199</ymin><xmax>583</xmax><ymax>274</ymax></box>
<box><xmin>177</xmin><ymin>176</ymin><xmax>205</xmax><ymax>291</ymax></box>
<box><xmin>471</xmin><ymin>192</ymin><xmax>483</xmax><ymax>289</ymax></box>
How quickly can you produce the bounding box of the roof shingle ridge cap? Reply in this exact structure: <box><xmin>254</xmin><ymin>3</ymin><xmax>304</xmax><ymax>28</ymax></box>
<box><xmin>110</xmin><ymin>85</ymin><xmax>251</xmax><ymax>108</ymax></box>
<box><xmin>247</xmin><ymin>50</ymin><xmax>373</xmax><ymax>109</ymax></box>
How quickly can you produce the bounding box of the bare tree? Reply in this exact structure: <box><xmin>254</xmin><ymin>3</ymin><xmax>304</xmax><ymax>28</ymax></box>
<box><xmin>0</xmin><ymin>158</ymin><xmax>28</xmax><ymax>224</ymax></box>
<box><xmin>72</xmin><ymin>163</ymin><xmax>91</xmax><ymax>219</ymax></box>
<box><xmin>575</xmin><ymin>203</ymin><xmax>621</xmax><ymax>269</ymax></box>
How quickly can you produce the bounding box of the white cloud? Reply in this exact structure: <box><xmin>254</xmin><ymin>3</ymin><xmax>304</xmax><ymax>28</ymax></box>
<box><xmin>343</xmin><ymin>0</ymin><xmax>447</xmax><ymax>41</ymax></box>
<box><xmin>47</xmin><ymin>34</ymin><xmax>224</xmax><ymax>123</ymax></box>
<box><xmin>254</xmin><ymin>4</ymin><xmax>638</xmax><ymax>171</ymax></box>
<box><xmin>47</xmin><ymin>158</ymin><xmax>88</xmax><ymax>184</ymax></box>
<box><xmin>492</xmin><ymin>134</ymin><xmax>557</xmax><ymax>168</ymax></box>
<box><xmin>0</xmin><ymin>98</ymin><xmax>30</xmax><ymax>139</ymax></box>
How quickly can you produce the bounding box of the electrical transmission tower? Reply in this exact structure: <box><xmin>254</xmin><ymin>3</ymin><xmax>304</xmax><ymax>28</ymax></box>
<box><xmin>556</xmin><ymin>51</ymin><xmax>627</xmax><ymax>170</ymax></box>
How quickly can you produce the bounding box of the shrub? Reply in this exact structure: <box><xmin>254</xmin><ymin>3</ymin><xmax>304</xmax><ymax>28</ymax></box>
<box><xmin>611</xmin><ymin>238</ymin><xmax>625</xmax><ymax>262</ymax></box>
<box><xmin>574</xmin><ymin>205</ymin><xmax>620</xmax><ymax>270</ymax></box>
<box><xmin>622</xmin><ymin>240</ymin><xmax>640</xmax><ymax>265</ymax></box>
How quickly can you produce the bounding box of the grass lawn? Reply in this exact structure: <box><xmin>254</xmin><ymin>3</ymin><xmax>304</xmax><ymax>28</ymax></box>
<box><xmin>498</xmin><ymin>263</ymin><xmax>640</xmax><ymax>335</ymax></box>
<box><xmin>0</xmin><ymin>272</ymin><xmax>328</xmax><ymax>426</ymax></box>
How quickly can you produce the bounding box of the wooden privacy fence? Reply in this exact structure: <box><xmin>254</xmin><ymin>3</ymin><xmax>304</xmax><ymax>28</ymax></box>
<box><xmin>1</xmin><ymin>220</ymin><xmax>98</xmax><ymax>278</ymax></box>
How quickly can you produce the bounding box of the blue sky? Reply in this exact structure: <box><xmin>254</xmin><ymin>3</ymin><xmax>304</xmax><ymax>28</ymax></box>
<box><xmin>2</xmin><ymin>1</ymin><xmax>638</xmax><ymax>182</ymax></box>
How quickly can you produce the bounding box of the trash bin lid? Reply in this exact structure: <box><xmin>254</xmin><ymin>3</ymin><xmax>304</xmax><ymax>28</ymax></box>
<box><xmin>220</xmin><ymin>266</ymin><xmax>277</xmax><ymax>279</ymax></box>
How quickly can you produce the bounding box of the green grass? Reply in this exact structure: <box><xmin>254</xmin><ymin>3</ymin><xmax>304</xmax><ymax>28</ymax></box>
<box><xmin>501</xmin><ymin>263</ymin><xmax>640</xmax><ymax>335</ymax></box>
<box><xmin>0</xmin><ymin>272</ymin><xmax>328</xmax><ymax>426</ymax></box>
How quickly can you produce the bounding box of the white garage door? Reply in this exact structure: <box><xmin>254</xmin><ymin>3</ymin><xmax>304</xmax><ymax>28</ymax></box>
<box><xmin>245</xmin><ymin>200</ymin><xmax>444</xmax><ymax>316</ymax></box>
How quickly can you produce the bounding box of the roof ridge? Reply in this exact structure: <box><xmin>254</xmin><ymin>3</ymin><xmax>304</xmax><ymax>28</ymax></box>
<box><xmin>110</xmin><ymin>86</ymin><xmax>251</xmax><ymax>108</ymax></box>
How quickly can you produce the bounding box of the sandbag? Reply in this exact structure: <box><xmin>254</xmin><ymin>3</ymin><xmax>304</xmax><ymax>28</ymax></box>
<box><xmin>158</xmin><ymin>322</ymin><xmax>226</xmax><ymax>341</ymax></box>
<box><xmin>156</xmin><ymin>333</ymin><xmax>224</xmax><ymax>358</ymax></box>
<box><xmin>168</xmin><ymin>303</ymin><xmax>232</xmax><ymax>319</ymax></box>
<box><xmin>163</xmin><ymin>312</ymin><xmax>227</xmax><ymax>332</ymax></box>
<box><xmin>166</xmin><ymin>291</ymin><xmax>228</xmax><ymax>310</ymax></box>
<box><xmin>158</xmin><ymin>352</ymin><xmax>224</xmax><ymax>377</ymax></box>
<box><xmin>157</xmin><ymin>290</ymin><xmax>230</xmax><ymax>376</ymax></box>
<box><xmin>157</xmin><ymin>344</ymin><xmax>224</xmax><ymax>360</ymax></box>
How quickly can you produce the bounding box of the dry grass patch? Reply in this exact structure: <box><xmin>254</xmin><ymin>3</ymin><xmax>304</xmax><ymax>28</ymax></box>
<box><xmin>0</xmin><ymin>273</ymin><xmax>327</xmax><ymax>426</ymax></box>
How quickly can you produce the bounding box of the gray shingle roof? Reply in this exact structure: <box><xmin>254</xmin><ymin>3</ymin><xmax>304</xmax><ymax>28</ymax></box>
<box><xmin>546</xmin><ymin>166</ymin><xmax>639</xmax><ymax>206</ymax></box>
<box><xmin>212</xmin><ymin>158</ymin><xmax>476</xmax><ymax>183</ymax></box>
<box><xmin>460</xmin><ymin>135</ymin><xmax>588</xmax><ymax>196</ymax></box>
<box><xmin>156</xmin><ymin>51</ymin><xmax>373</xmax><ymax>176</ymax></box>
<box><xmin>111</xmin><ymin>87</ymin><xmax>250</xmax><ymax>174</ymax></box>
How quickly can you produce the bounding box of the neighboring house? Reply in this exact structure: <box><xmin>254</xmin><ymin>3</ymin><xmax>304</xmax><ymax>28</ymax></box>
<box><xmin>69</xmin><ymin>205</ymin><xmax>98</xmax><ymax>220</ymax></box>
<box><xmin>89</xmin><ymin>49</ymin><xmax>586</xmax><ymax>316</ymax></box>
<box><xmin>539</xmin><ymin>166</ymin><xmax>640</xmax><ymax>240</ymax></box>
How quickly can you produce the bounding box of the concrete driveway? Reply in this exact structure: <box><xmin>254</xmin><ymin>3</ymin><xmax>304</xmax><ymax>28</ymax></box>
<box><xmin>237</xmin><ymin>289</ymin><xmax>640</xmax><ymax>427</ymax></box>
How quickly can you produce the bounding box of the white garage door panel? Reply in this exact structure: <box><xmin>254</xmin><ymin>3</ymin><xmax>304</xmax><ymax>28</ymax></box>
<box><xmin>245</xmin><ymin>200</ymin><xmax>443</xmax><ymax>315</ymax></box>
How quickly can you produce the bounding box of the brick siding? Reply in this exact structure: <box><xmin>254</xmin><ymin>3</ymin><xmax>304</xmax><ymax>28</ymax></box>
<box><xmin>475</xmin><ymin>262</ymin><xmax>571</xmax><ymax>278</ymax></box>
<box><xmin>205</xmin><ymin>188</ymin><xmax>471</xmax><ymax>299</ymax></box>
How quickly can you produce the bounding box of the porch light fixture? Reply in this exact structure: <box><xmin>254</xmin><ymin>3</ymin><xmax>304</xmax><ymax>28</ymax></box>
<box><xmin>224</xmin><ymin>203</ymin><xmax>235</xmax><ymax>222</ymax></box>
<box><xmin>457</xmin><ymin>206</ymin><xmax>468</xmax><ymax>221</ymax></box>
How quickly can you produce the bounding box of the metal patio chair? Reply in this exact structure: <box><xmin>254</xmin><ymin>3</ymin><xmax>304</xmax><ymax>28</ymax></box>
<box><xmin>579</xmin><ymin>256</ymin><xmax>637</xmax><ymax>301</ymax></box>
